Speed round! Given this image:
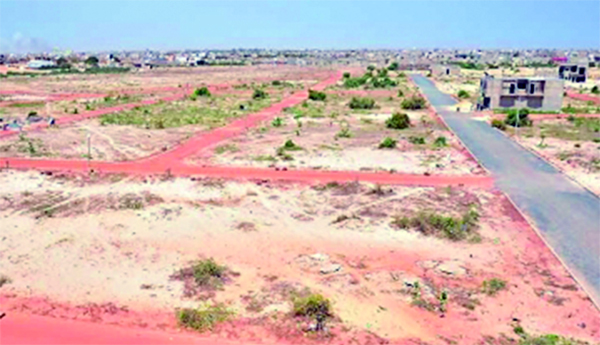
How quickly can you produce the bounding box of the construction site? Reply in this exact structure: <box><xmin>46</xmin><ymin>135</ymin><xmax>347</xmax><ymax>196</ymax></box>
<box><xmin>1</xmin><ymin>1</ymin><xmax>600</xmax><ymax>344</ymax></box>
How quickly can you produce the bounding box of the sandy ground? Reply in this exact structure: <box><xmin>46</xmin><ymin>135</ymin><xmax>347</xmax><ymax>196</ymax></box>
<box><xmin>0</xmin><ymin>170</ymin><xmax>598</xmax><ymax>344</ymax></box>
<box><xmin>0</xmin><ymin>120</ymin><xmax>199</xmax><ymax>161</ymax></box>
<box><xmin>189</xmin><ymin>109</ymin><xmax>484</xmax><ymax>176</ymax></box>
<box><xmin>0</xmin><ymin>66</ymin><xmax>333</xmax><ymax>95</ymax></box>
<box><xmin>515</xmin><ymin>136</ymin><xmax>600</xmax><ymax>195</ymax></box>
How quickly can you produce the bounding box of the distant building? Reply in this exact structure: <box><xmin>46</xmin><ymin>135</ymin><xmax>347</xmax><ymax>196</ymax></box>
<box><xmin>477</xmin><ymin>75</ymin><xmax>563</xmax><ymax>111</ymax></box>
<box><xmin>430</xmin><ymin>64</ymin><xmax>460</xmax><ymax>77</ymax></box>
<box><xmin>558</xmin><ymin>62</ymin><xmax>588</xmax><ymax>83</ymax></box>
<box><xmin>27</xmin><ymin>60</ymin><xmax>56</xmax><ymax>69</ymax></box>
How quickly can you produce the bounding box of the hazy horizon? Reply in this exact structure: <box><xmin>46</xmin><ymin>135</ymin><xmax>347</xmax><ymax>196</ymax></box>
<box><xmin>1</xmin><ymin>0</ymin><xmax>599</xmax><ymax>54</ymax></box>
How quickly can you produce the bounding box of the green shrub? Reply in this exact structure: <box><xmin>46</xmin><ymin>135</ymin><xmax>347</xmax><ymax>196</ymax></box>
<box><xmin>433</xmin><ymin>136</ymin><xmax>448</xmax><ymax>147</ymax></box>
<box><xmin>367</xmin><ymin>65</ymin><xmax>376</xmax><ymax>72</ymax></box>
<box><xmin>293</xmin><ymin>293</ymin><xmax>332</xmax><ymax>320</ymax></box>
<box><xmin>193</xmin><ymin>87</ymin><xmax>211</xmax><ymax>97</ymax></box>
<box><xmin>177</xmin><ymin>304</ymin><xmax>232</xmax><ymax>332</ymax></box>
<box><xmin>385</xmin><ymin>112</ymin><xmax>410</xmax><ymax>129</ymax></box>
<box><xmin>457</xmin><ymin>90</ymin><xmax>470</xmax><ymax>99</ymax></box>
<box><xmin>271</xmin><ymin>117</ymin><xmax>284</xmax><ymax>127</ymax></box>
<box><xmin>481</xmin><ymin>278</ymin><xmax>507</xmax><ymax>296</ymax></box>
<box><xmin>393</xmin><ymin>208</ymin><xmax>480</xmax><ymax>241</ymax></box>
<box><xmin>282</xmin><ymin>139</ymin><xmax>302</xmax><ymax>151</ymax></box>
<box><xmin>397</xmin><ymin>89</ymin><xmax>404</xmax><ymax>97</ymax></box>
<box><xmin>308</xmin><ymin>89</ymin><xmax>327</xmax><ymax>101</ymax></box>
<box><xmin>271</xmin><ymin>80</ymin><xmax>281</xmax><ymax>86</ymax></box>
<box><xmin>379</xmin><ymin>137</ymin><xmax>397</xmax><ymax>149</ymax></box>
<box><xmin>335</xmin><ymin>126</ymin><xmax>352</xmax><ymax>139</ymax></box>
<box><xmin>190</xmin><ymin>259</ymin><xmax>227</xmax><ymax>286</ymax></box>
<box><xmin>342</xmin><ymin>72</ymin><xmax>351</xmax><ymax>79</ymax></box>
<box><xmin>401</xmin><ymin>96</ymin><xmax>427</xmax><ymax>110</ymax></box>
<box><xmin>408</xmin><ymin>136</ymin><xmax>426</xmax><ymax>145</ymax></box>
<box><xmin>491</xmin><ymin>119</ymin><xmax>507</xmax><ymax>130</ymax></box>
<box><xmin>505</xmin><ymin>109</ymin><xmax>532</xmax><ymax>127</ymax></box>
<box><xmin>348</xmin><ymin>97</ymin><xmax>376</xmax><ymax>109</ymax></box>
<box><xmin>388</xmin><ymin>62</ymin><xmax>399</xmax><ymax>71</ymax></box>
<box><xmin>591</xmin><ymin>86</ymin><xmax>599</xmax><ymax>94</ymax></box>
<box><xmin>252</xmin><ymin>89</ymin><xmax>268</xmax><ymax>100</ymax></box>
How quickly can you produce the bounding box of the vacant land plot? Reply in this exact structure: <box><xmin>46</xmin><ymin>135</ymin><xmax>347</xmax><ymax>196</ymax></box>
<box><xmin>502</xmin><ymin>117</ymin><xmax>600</xmax><ymax>194</ymax></box>
<box><xmin>0</xmin><ymin>65</ymin><xmax>333</xmax><ymax>95</ymax></box>
<box><xmin>0</xmin><ymin>90</ymin><xmax>282</xmax><ymax>161</ymax></box>
<box><xmin>188</xmin><ymin>84</ymin><xmax>483</xmax><ymax>176</ymax></box>
<box><xmin>0</xmin><ymin>170</ymin><xmax>597</xmax><ymax>344</ymax></box>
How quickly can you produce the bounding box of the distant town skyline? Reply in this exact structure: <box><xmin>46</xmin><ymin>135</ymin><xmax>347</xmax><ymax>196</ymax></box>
<box><xmin>0</xmin><ymin>0</ymin><xmax>598</xmax><ymax>54</ymax></box>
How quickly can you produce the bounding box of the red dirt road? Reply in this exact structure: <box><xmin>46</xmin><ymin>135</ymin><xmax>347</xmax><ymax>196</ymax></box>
<box><xmin>0</xmin><ymin>313</ymin><xmax>249</xmax><ymax>345</ymax></box>
<box><xmin>566</xmin><ymin>91</ymin><xmax>600</xmax><ymax>105</ymax></box>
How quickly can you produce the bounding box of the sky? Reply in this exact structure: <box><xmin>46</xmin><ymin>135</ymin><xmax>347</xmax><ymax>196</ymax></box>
<box><xmin>0</xmin><ymin>0</ymin><xmax>598</xmax><ymax>53</ymax></box>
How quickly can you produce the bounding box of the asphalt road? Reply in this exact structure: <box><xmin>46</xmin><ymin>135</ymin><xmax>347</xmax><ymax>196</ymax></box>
<box><xmin>411</xmin><ymin>74</ymin><xmax>600</xmax><ymax>306</ymax></box>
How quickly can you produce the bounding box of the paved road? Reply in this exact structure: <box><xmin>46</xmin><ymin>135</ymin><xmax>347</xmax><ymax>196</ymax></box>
<box><xmin>411</xmin><ymin>74</ymin><xmax>600</xmax><ymax>306</ymax></box>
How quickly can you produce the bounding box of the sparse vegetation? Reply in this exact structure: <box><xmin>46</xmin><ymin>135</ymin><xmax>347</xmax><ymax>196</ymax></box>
<box><xmin>348</xmin><ymin>96</ymin><xmax>376</xmax><ymax>109</ymax></box>
<box><xmin>481</xmin><ymin>278</ymin><xmax>507</xmax><ymax>296</ymax></box>
<box><xmin>391</xmin><ymin>207</ymin><xmax>480</xmax><ymax>241</ymax></box>
<box><xmin>378</xmin><ymin>137</ymin><xmax>397</xmax><ymax>149</ymax></box>
<box><xmin>0</xmin><ymin>274</ymin><xmax>11</xmax><ymax>287</ymax></box>
<box><xmin>457</xmin><ymin>90</ymin><xmax>470</xmax><ymax>99</ymax></box>
<box><xmin>385</xmin><ymin>112</ymin><xmax>410</xmax><ymax>130</ymax></box>
<box><xmin>408</xmin><ymin>136</ymin><xmax>426</xmax><ymax>145</ymax></box>
<box><xmin>433</xmin><ymin>136</ymin><xmax>448</xmax><ymax>147</ymax></box>
<box><xmin>491</xmin><ymin>119</ymin><xmax>507</xmax><ymax>131</ymax></box>
<box><xmin>214</xmin><ymin>144</ymin><xmax>239</xmax><ymax>154</ymax></box>
<box><xmin>308</xmin><ymin>89</ymin><xmax>327</xmax><ymax>101</ymax></box>
<box><xmin>177</xmin><ymin>304</ymin><xmax>232</xmax><ymax>332</ymax></box>
<box><xmin>401</xmin><ymin>96</ymin><xmax>427</xmax><ymax>110</ymax></box>
<box><xmin>271</xmin><ymin>117</ymin><xmax>284</xmax><ymax>127</ymax></box>
<box><xmin>505</xmin><ymin>108</ymin><xmax>532</xmax><ymax>127</ymax></box>
<box><xmin>252</xmin><ymin>89</ymin><xmax>268</xmax><ymax>100</ymax></box>
<box><xmin>193</xmin><ymin>87</ymin><xmax>212</xmax><ymax>98</ymax></box>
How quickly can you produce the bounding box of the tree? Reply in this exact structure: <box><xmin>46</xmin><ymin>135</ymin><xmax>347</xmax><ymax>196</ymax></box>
<box><xmin>85</xmin><ymin>56</ymin><xmax>99</xmax><ymax>66</ymax></box>
<box><xmin>457</xmin><ymin>90</ymin><xmax>470</xmax><ymax>99</ymax></box>
<box><xmin>367</xmin><ymin>65</ymin><xmax>376</xmax><ymax>72</ymax></box>
<box><xmin>56</xmin><ymin>57</ymin><xmax>71</xmax><ymax>69</ymax></box>
<box><xmin>308</xmin><ymin>89</ymin><xmax>326</xmax><ymax>101</ymax></box>
<box><xmin>388</xmin><ymin>62</ymin><xmax>399</xmax><ymax>71</ymax></box>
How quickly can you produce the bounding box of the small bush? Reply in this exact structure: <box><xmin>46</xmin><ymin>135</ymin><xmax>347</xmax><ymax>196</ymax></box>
<box><xmin>388</xmin><ymin>62</ymin><xmax>399</xmax><ymax>71</ymax></box>
<box><xmin>408</xmin><ymin>136</ymin><xmax>426</xmax><ymax>145</ymax></box>
<box><xmin>491</xmin><ymin>119</ymin><xmax>507</xmax><ymax>130</ymax></box>
<box><xmin>193</xmin><ymin>87</ymin><xmax>211</xmax><ymax>97</ymax></box>
<box><xmin>177</xmin><ymin>304</ymin><xmax>232</xmax><ymax>332</ymax></box>
<box><xmin>393</xmin><ymin>208</ymin><xmax>480</xmax><ymax>241</ymax></box>
<box><xmin>342</xmin><ymin>72</ymin><xmax>351</xmax><ymax>79</ymax></box>
<box><xmin>379</xmin><ymin>137</ymin><xmax>397</xmax><ymax>149</ymax></box>
<box><xmin>0</xmin><ymin>274</ymin><xmax>11</xmax><ymax>287</ymax></box>
<box><xmin>271</xmin><ymin>117</ymin><xmax>284</xmax><ymax>127</ymax></box>
<box><xmin>433</xmin><ymin>136</ymin><xmax>448</xmax><ymax>147</ymax></box>
<box><xmin>348</xmin><ymin>97</ymin><xmax>376</xmax><ymax>109</ymax></box>
<box><xmin>367</xmin><ymin>65</ymin><xmax>376</xmax><ymax>72</ymax></box>
<box><xmin>293</xmin><ymin>293</ymin><xmax>332</xmax><ymax>320</ymax></box>
<box><xmin>457</xmin><ymin>90</ymin><xmax>470</xmax><ymax>99</ymax></box>
<box><xmin>401</xmin><ymin>96</ymin><xmax>427</xmax><ymax>110</ymax></box>
<box><xmin>308</xmin><ymin>89</ymin><xmax>327</xmax><ymax>101</ymax></box>
<box><xmin>385</xmin><ymin>112</ymin><xmax>410</xmax><ymax>129</ymax></box>
<box><xmin>505</xmin><ymin>108</ymin><xmax>532</xmax><ymax>127</ymax></box>
<box><xmin>252</xmin><ymin>89</ymin><xmax>268</xmax><ymax>100</ymax></box>
<box><xmin>271</xmin><ymin>80</ymin><xmax>282</xmax><ymax>86</ymax></box>
<box><xmin>397</xmin><ymin>89</ymin><xmax>404</xmax><ymax>97</ymax></box>
<box><xmin>482</xmin><ymin>278</ymin><xmax>507</xmax><ymax>296</ymax></box>
<box><xmin>282</xmin><ymin>139</ymin><xmax>302</xmax><ymax>151</ymax></box>
<box><xmin>591</xmin><ymin>86</ymin><xmax>599</xmax><ymax>94</ymax></box>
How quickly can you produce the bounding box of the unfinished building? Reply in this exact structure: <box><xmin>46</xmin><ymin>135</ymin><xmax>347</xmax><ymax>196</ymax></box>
<box><xmin>477</xmin><ymin>75</ymin><xmax>563</xmax><ymax>111</ymax></box>
<box><xmin>558</xmin><ymin>62</ymin><xmax>588</xmax><ymax>83</ymax></box>
<box><xmin>430</xmin><ymin>64</ymin><xmax>460</xmax><ymax>77</ymax></box>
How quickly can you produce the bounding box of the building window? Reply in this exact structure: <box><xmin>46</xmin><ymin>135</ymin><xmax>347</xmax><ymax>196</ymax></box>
<box><xmin>529</xmin><ymin>84</ymin><xmax>535</xmax><ymax>94</ymax></box>
<box><xmin>509</xmin><ymin>84</ymin><xmax>516</xmax><ymax>94</ymax></box>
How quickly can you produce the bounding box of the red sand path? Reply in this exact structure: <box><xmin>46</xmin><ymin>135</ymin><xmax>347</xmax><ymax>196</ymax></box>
<box><xmin>0</xmin><ymin>313</ymin><xmax>250</xmax><ymax>345</ymax></box>
<box><xmin>566</xmin><ymin>91</ymin><xmax>600</xmax><ymax>105</ymax></box>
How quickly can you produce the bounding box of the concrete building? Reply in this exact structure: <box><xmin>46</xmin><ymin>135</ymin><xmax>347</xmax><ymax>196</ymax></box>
<box><xmin>430</xmin><ymin>64</ymin><xmax>460</xmax><ymax>77</ymax></box>
<box><xmin>477</xmin><ymin>75</ymin><xmax>563</xmax><ymax>111</ymax></box>
<box><xmin>558</xmin><ymin>62</ymin><xmax>588</xmax><ymax>83</ymax></box>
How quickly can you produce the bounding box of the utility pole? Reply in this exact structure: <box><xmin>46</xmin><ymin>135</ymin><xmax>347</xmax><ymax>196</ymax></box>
<box><xmin>515</xmin><ymin>107</ymin><xmax>520</xmax><ymax>139</ymax></box>
<box><xmin>87</xmin><ymin>132</ymin><xmax>91</xmax><ymax>172</ymax></box>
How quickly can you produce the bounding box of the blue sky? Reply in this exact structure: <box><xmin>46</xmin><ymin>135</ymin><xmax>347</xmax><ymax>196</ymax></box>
<box><xmin>0</xmin><ymin>0</ymin><xmax>598</xmax><ymax>53</ymax></box>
